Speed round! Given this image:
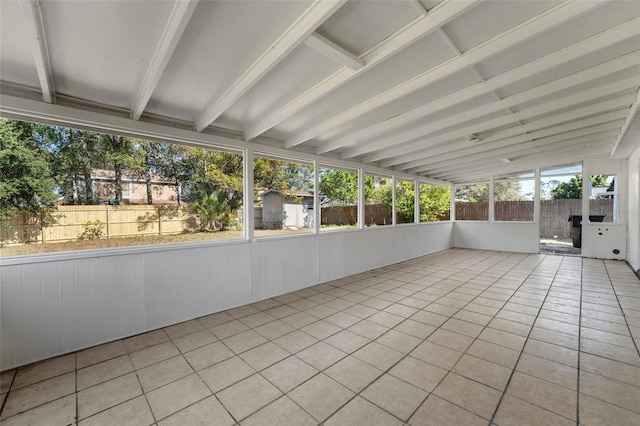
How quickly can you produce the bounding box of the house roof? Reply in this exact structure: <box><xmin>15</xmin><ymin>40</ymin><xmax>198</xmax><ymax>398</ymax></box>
<box><xmin>1</xmin><ymin>1</ymin><xmax>639</xmax><ymax>183</ymax></box>
<box><xmin>262</xmin><ymin>189</ymin><xmax>314</xmax><ymax>198</ymax></box>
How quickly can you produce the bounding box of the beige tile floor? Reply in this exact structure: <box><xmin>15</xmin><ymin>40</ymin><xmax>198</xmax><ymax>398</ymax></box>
<box><xmin>1</xmin><ymin>248</ymin><xmax>639</xmax><ymax>425</ymax></box>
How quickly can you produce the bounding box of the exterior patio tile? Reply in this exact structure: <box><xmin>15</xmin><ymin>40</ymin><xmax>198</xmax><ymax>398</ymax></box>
<box><xmin>579</xmin><ymin>394</ymin><xmax>640</xmax><ymax>426</ymax></box>
<box><xmin>129</xmin><ymin>341</ymin><xmax>180</xmax><ymax>370</ymax></box>
<box><xmin>433</xmin><ymin>373</ymin><xmax>502</xmax><ymax>420</ymax></box>
<box><xmin>324</xmin><ymin>311</ymin><xmax>361</xmax><ymax>328</ymax></box>
<box><xmin>184</xmin><ymin>341</ymin><xmax>234</xmax><ymax>371</ymax></box>
<box><xmin>11</xmin><ymin>354</ymin><xmax>75</xmax><ymax>390</ymax></box>
<box><xmin>410</xmin><ymin>341</ymin><xmax>463</xmax><ymax>370</ymax></box>
<box><xmin>76</xmin><ymin>340</ymin><xmax>128</xmax><ymax>369</ymax></box>
<box><xmin>171</xmin><ymin>329</ymin><xmax>217</xmax><ymax>353</ymax></box>
<box><xmin>410</xmin><ymin>394</ymin><xmax>487</xmax><ymax>426</ymax></box>
<box><xmin>389</xmin><ymin>356</ymin><xmax>447</xmax><ymax>392</ymax></box>
<box><xmin>273</xmin><ymin>330</ymin><xmax>318</xmax><ymax>353</ymax></box>
<box><xmin>77</xmin><ymin>372</ymin><xmax>141</xmax><ymax>420</ymax></box>
<box><xmin>241</xmin><ymin>396</ymin><xmax>317</xmax><ymax>426</ymax></box>
<box><xmin>515</xmin><ymin>353</ymin><xmax>577</xmax><ymax>390</ymax></box>
<box><xmin>353</xmin><ymin>342</ymin><xmax>404</xmax><ymax>371</ymax></box>
<box><xmin>427</xmin><ymin>328</ymin><xmax>474</xmax><ymax>352</ymax></box>
<box><xmin>239</xmin><ymin>342</ymin><xmax>289</xmax><ymax>371</ymax></box>
<box><xmin>79</xmin><ymin>395</ymin><xmax>154</xmax><ymax>426</ymax></box>
<box><xmin>375</xmin><ymin>329</ymin><xmax>422</xmax><ymax>354</ymax></box>
<box><xmin>579</xmin><ymin>352</ymin><xmax>640</xmax><ymax>387</ymax></box>
<box><xmin>158</xmin><ymin>396</ymin><xmax>235</xmax><ymax>426</ymax></box>
<box><xmin>325</xmin><ymin>355</ymin><xmax>382</xmax><ymax>393</ymax></box>
<box><xmin>300</xmin><ymin>320</ymin><xmax>341</xmax><ymax>340</ymax></box>
<box><xmin>325</xmin><ymin>396</ymin><xmax>403</xmax><ymax>426</ymax></box>
<box><xmin>361</xmin><ymin>373</ymin><xmax>427</xmax><ymax>421</ymax></box>
<box><xmin>296</xmin><ymin>341</ymin><xmax>347</xmax><ymax>370</ymax></box>
<box><xmin>494</xmin><ymin>394</ymin><xmax>574</xmax><ymax>426</ymax></box>
<box><xmin>288</xmin><ymin>373</ymin><xmax>354</xmax><ymax>422</ymax></box>
<box><xmin>163</xmin><ymin>319</ymin><xmax>204</xmax><ymax>339</ymax></box>
<box><xmin>440</xmin><ymin>318</ymin><xmax>484</xmax><ymax>338</ymax></box>
<box><xmin>347</xmin><ymin>319</ymin><xmax>389</xmax><ymax>340</ymax></box>
<box><xmin>77</xmin><ymin>354</ymin><xmax>134</xmax><ymax>390</ymax></box>
<box><xmin>1</xmin><ymin>369</ymin><xmax>15</xmax><ymax>394</ymax></box>
<box><xmin>579</xmin><ymin>370</ymin><xmax>640</xmax><ymax>413</ymax></box>
<box><xmin>146</xmin><ymin>374</ymin><xmax>211</xmax><ymax>421</ymax></box>
<box><xmin>223</xmin><ymin>330</ymin><xmax>268</xmax><ymax>354</ymax></box>
<box><xmin>393</xmin><ymin>318</ymin><xmax>436</xmax><ymax>339</ymax></box>
<box><xmin>123</xmin><ymin>329</ymin><xmax>169</xmax><ymax>353</ymax></box>
<box><xmin>324</xmin><ymin>329</ymin><xmax>370</xmax><ymax>353</ymax></box>
<box><xmin>506</xmin><ymin>372</ymin><xmax>576</xmax><ymax>420</ymax></box>
<box><xmin>216</xmin><ymin>374</ymin><xmax>282</xmax><ymax>421</ymax></box>
<box><xmin>262</xmin><ymin>356</ymin><xmax>318</xmax><ymax>393</ymax></box>
<box><xmin>254</xmin><ymin>319</ymin><xmax>295</xmax><ymax>340</ymax></box>
<box><xmin>453</xmin><ymin>354</ymin><xmax>512</xmax><ymax>391</ymax></box>
<box><xmin>137</xmin><ymin>355</ymin><xmax>193</xmax><ymax>392</ymax></box>
<box><xmin>280</xmin><ymin>311</ymin><xmax>318</xmax><ymax>329</ymax></box>
<box><xmin>209</xmin><ymin>319</ymin><xmax>250</xmax><ymax>340</ymax></box>
<box><xmin>0</xmin><ymin>394</ymin><xmax>76</xmax><ymax>426</ymax></box>
<box><xmin>1</xmin><ymin>372</ymin><xmax>75</xmax><ymax>420</ymax></box>
<box><xmin>198</xmin><ymin>356</ymin><xmax>255</xmax><ymax>393</ymax></box>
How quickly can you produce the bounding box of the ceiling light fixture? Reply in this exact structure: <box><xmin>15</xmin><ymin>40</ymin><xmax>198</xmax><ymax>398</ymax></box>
<box><xmin>501</xmin><ymin>158</ymin><xmax>512</xmax><ymax>163</ymax></box>
<box><xmin>467</xmin><ymin>134</ymin><xmax>480</xmax><ymax>144</ymax></box>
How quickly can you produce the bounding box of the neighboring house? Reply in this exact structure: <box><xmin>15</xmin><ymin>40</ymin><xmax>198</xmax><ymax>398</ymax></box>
<box><xmin>89</xmin><ymin>169</ymin><xmax>180</xmax><ymax>205</ymax></box>
<box><xmin>257</xmin><ymin>190</ymin><xmax>314</xmax><ymax>229</ymax></box>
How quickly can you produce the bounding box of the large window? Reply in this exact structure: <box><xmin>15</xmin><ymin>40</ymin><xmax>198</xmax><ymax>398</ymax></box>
<box><xmin>0</xmin><ymin>119</ymin><xmax>244</xmax><ymax>256</ymax></box>
<box><xmin>395</xmin><ymin>179</ymin><xmax>415</xmax><ymax>224</ymax></box>
<box><xmin>319</xmin><ymin>166</ymin><xmax>358</xmax><ymax>231</ymax></box>
<box><xmin>455</xmin><ymin>183</ymin><xmax>489</xmax><ymax>221</ymax></box>
<box><xmin>419</xmin><ymin>183</ymin><xmax>451</xmax><ymax>222</ymax></box>
<box><xmin>540</xmin><ymin>164</ymin><xmax>582</xmax><ymax>244</ymax></box>
<box><xmin>588</xmin><ymin>174</ymin><xmax>616</xmax><ymax>223</ymax></box>
<box><xmin>254</xmin><ymin>156</ymin><xmax>314</xmax><ymax>237</ymax></box>
<box><xmin>494</xmin><ymin>173</ymin><xmax>534</xmax><ymax>222</ymax></box>
<box><xmin>364</xmin><ymin>174</ymin><xmax>392</xmax><ymax>227</ymax></box>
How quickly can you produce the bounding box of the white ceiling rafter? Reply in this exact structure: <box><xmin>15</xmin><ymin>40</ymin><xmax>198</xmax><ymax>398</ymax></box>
<box><xmin>193</xmin><ymin>0</ymin><xmax>346</xmax><ymax>133</ymax></box>
<box><xmin>314</xmin><ymin>19</ymin><xmax>640</xmax><ymax>155</ymax></box>
<box><xmin>242</xmin><ymin>0</ymin><xmax>479</xmax><ymax>142</ymax></box>
<box><xmin>432</xmin><ymin>141</ymin><xmax>612</xmax><ymax>182</ymax></box>
<box><xmin>361</xmin><ymin>86</ymin><xmax>638</xmax><ymax>165</ymax></box>
<box><xmin>18</xmin><ymin>0</ymin><xmax>55</xmax><ymax>103</ymax></box>
<box><xmin>130</xmin><ymin>0</ymin><xmax>199</xmax><ymax>121</ymax></box>
<box><xmin>422</xmin><ymin>132</ymin><xmax>619</xmax><ymax>175</ymax></box>
<box><xmin>406</xmin><ymin>120</ymin><xmax>627</xmax><ymax>173</ymax></box>
<box><xmin>345</xmin><ymin>53</ymin><xmax>638</xmax><ymax>161</ymax></box>
<box><xmin>611</xmin><ymin>88</ymin><xmax>640</xmax><ymax>159</ymax></box>
<box><xmin>284</xmin><ymin>0</ymin><xmax>607</xmax><ymax>149</ymax></box>
<box><xmin>303</xmin><ymin>32</ymin><xmax>364</xmax><ymax>70</ymax></box>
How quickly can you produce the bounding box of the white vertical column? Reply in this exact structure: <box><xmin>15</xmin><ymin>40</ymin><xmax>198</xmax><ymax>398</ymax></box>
<box><xmin>392</xmin><ymin>176</ymin><xmax>397</xmax><ymax>226</ymax></box>
<box><xmin>414</xmin><ymin>179</ymin><xmax>420</xmax><ymax>224</ymax></box>
<box><xmin>244</xmin><ymin>146</ymin><xmax>254</xmax><ymax>241</ymax></box>
<box><xmin>582</xmin><ymin>162</ymin><xmax>589</xmax><ymax>224</ymax></box>
<box><xmin>358</xmin><ymin>168</ymin><xmax>364</xmax><ymax>229</ymax></box>
<box><xmin>450</xmin><ymin>185</ymin><xmax>456</xmax><ymax>221</ymax></box>
<box><xmin>534</xmin><ymin>168</ymin><xmax>541</xmax><ymax>224</ymax></box>
<box><xmin>489</xmin><ymin>176</ymin><xmax>495</xmax><ymax>222</ymax></box>
<box><xmin>314</xmin><ymin>160</ymin><xmax>320</xmax><ymax>234</ymax></box>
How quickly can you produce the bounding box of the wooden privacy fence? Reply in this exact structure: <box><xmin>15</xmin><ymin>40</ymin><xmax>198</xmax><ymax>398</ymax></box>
<box><xmin>1</xmin><ymin>205</ymin><xmax>195</xmax><ymax>245</ymax></box>
<box><xmin>321</xmin><ymin>204</ymin><xmax>392</xmax><ymax>226</ymax></box>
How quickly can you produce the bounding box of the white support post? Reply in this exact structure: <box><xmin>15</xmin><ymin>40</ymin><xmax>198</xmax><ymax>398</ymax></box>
<box><xmin>534</xmin><ymin>168</ymin><xmax>541</xmax><ymax>226</ymax></box>
<box><xmin>582</xmin><ymin>162</ymin><xmax>589</xmax><ymax>226</ymax></box>
<box><xmin>392</xmin><ymin>176</ymin><xmax>397</xmax><ymax>226</ymax></box>
<box><xmin>358</xmin><ymin>168</ymin><xmax>364</xmax><ymax>229</ymax></box>
<box><xmin>244</xmin><ymin>147</ymin><xmax>254</xmax><ymax>241</ymax></box>
<box><xmin>489</xmin><ymin>176</ymin><xmax>495</xmax><ymax>222</ymax></box>
<box><xmin>450</xmin><ymin>185</ymin><xmax>456</xmax><ymax>222</ymax></box>
<box><xmin>314</xmin><ymin>160</ymin><xmax>320</xmax><ymax>234</ymax></box>
<box><xmin>414</xmin><ymin>179</ymin><xmax>420</xmax><ymax>224</ymax></box>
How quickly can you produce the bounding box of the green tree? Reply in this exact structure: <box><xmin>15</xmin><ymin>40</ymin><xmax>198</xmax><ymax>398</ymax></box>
<box><xmin>494</xmin><ymin>181</ymin><xmax>523</xmax><ymax>201</ymax></box>
<box><xmin>419</xmin><ymin>184</ymin><xmax>451</xmax><ymax>222</ymax></box>
<box><xmin>254</xmin><ymin>158</ymin><xmax>313</xmax><ymax>196</ymax></box>
<box><xmin>188</xmin><ymin>190</ymin><xmax>236</xmax><ymax>232</ymax></box>
<box><xmin>456</xmin><ymin>184</ymin><xmax>489</xmax><ymax>202</ymax></box>
<box><xmin>552</xmin><ymin>175</ymin><xmax>609</xmax><ymax>199</ymax></box>
<box><xmin>97</xmin><ymin>134</ymin><xmax>144</xmax><ymax>204</ymax></box>
<box><xmin>319</xmin><ymin>169</ymin><xmax>358</xmax><ymax>205</ymax></box>
<box><xmin>0</xmin><ymin>120</ymin><xmax>58</xmax><ymax>224</ymax></box>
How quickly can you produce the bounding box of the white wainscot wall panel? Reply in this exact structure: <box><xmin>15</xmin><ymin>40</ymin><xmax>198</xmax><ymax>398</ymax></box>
<box><xmin>627</xmin><ymin>149</ymin><xmax>640</xmax><ymax>271</ymax></box>
<box><xmin>453</xmin><ymin>222</ymin><xmax>540</xmax><ymax>253</ymax></box>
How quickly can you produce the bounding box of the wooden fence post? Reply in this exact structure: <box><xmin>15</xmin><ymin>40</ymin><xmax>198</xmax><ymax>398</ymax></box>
<box><xmin>158</xmin><ymin>208</ymin><xmax>163</xmax><ymax>236</ymax></box>
<box><xmin>105</xmin><ymin>206</ymin><xmax>110</xmax><ymax>238</ymax></box>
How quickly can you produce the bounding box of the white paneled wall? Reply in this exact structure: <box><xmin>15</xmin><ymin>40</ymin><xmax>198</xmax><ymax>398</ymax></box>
<box><xmin>453</xmin><ymin>222</ymin><xmax>540</xmax><ymax>253</ymax></box>
<box><xmin>0</xmin><ymin>223</ymin><xmax>452</xmax><ymax>370</ymax></box>
<box><xmin>628</xmin><ymin>149</ymin><xmax>640</xmax><ymax>272</ymax></box>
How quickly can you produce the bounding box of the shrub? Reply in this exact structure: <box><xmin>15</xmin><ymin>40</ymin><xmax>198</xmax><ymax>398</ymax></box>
<box><xmin>79</xmin><ymin>219</ymin><xmax>105</xmax><ymax>240</ymax></box>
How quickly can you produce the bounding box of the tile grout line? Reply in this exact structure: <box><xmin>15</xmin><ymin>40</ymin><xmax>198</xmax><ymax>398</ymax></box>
<box><xmin>576</xmin><ymin>256</ymin><xmax>584</xmax><ymax>426</ymax></box>
<box><xmin>488</xmin><ymin>255</ymin><xmax>570</xmax><ymax>425</ymax></box>
<box><xmin>602</xmin><ymin>261</ymin><xmax>640</xmax><ymax>357</ymax></box>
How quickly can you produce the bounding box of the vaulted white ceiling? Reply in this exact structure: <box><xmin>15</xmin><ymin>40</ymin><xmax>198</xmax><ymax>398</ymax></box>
<box><xmin>1</xmin><ymin>0</ymin><xmax>639</xmax><ymax>183</ymax></box>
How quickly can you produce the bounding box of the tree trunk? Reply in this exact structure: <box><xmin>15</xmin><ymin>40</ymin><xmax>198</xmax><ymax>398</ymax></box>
<box><xmin>76</xmin><ymin>131</ymin><xmax>95</xmax><ymax>204</ymax></box>
<box><xmin>145</xmin><ymin>169</ymin><xmax>153</xmax><ymax>205</ymax></box>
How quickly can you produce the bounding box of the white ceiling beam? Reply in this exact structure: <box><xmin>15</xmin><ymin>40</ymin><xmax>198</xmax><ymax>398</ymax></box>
<box><xmin>316</xmin><ymin>20</ymin><xmax>640</xmax><ymax>155</ymax></box>
<box><xmin>406</xmin><ymin>120</ymin><xmax>626</xmax><ymax>173</ymax></box>
<box><xmin>131</xmin><ymin>0</ymin><xmax>199</xmax><ymax>120</ymax></box>
<box><xmin>284</xmin><ymin>0</ymin><xmax>607</xmax><ymax>149</ymax></box>
<box><xmin>303</xmin><ymin>32</ymin><xmax>364</xmax><ymax>70</ymax></box>
<box><xmin>18</xmin><ymin>0</ymin><xmax>55</xmax><ymax>103</ymax></box>
<box><xmin>362</xmin><ymin>85</ymin><xmax>638</xmax><ymax>165</ymax></box>
<box><xmin>193</xmin><ymin>0</ymin><xmax>346</xmax><ymax>132</ymax></box>
<box><xmin>432</xmin><ymin>142</ymin><xmax>611</xmax><ymax>182</ymax></box>
<box><xmin>423</xmin><ymin>132</ymin><xmax>619</xmax><ymax>175</ymax></box>
<box><xmin>438</xmin><ymin>149</ymin><xmax>612</xmax><ymax>183</ymax></box>
<box><xmin>348</xmin><ymin>54</ymin><xmax>638</xmax><ymax>161</ymax></box>
<box><xmin>243</xmin><ymin>0</ymin><xmax>479</xmax><ymax>142</ymax></box>
<box><xmin>611</xmin><ymin>88</ymin><xmax>640</xmax><ymax>159</ymax></box>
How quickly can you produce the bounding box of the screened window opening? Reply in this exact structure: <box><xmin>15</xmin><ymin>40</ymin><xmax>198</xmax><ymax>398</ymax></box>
<box><xmin>364</xmin><ymin>174</ymin><xmax>392</xmax><ymax>227</ymax></box>
<box><xmin>253</xmin><ymin>156</ymin><xmax>314</xmax><ymax>237</ymax></box>
<box><xmin>588</xmin><ymin>175</ymin><xmax>617</xmax><ymax>223</ymax></box>
<box><xmin>494</xmin><ymin>179</ymin><xmax>534</xmax><ymax>222</ymax></box>
<box><xmin>395</xmin><ymin>179</ymin><xmax>415</xmax><ymax>224</ymax></box>
<box><xmin>455</xmin><ymin>183</ymin><xmax>489</xmax><ymax>221</ymax></box>
<box><xmin>319</xmin><ymin>166</ymin><xmax>358</xmax><ymax>231</ymax></box>
<box><xmin>419</xmin><ymin>183</ymin><xmax>451</xmax><ymax>222</ymax></box>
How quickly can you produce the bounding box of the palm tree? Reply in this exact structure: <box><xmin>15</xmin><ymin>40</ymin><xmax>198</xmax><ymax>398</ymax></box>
<box><xmin>189</xmin><ymin>191</ymin><xmax>230</xmax><ymax>232</ymax></box>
